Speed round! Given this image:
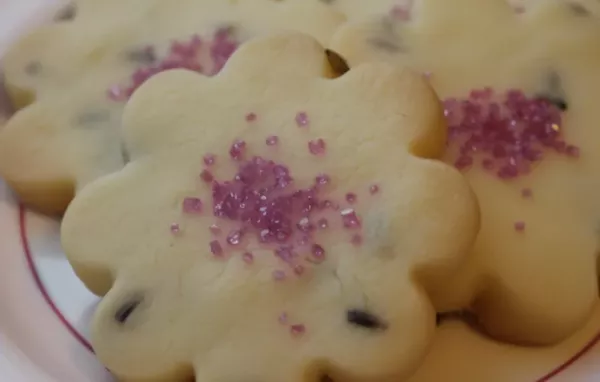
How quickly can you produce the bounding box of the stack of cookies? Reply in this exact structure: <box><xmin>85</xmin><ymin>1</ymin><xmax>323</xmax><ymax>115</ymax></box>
<box><xmin>1</xmin><ymin>0</ymin><xmax>599</xmax><ymax>381</ymax></box>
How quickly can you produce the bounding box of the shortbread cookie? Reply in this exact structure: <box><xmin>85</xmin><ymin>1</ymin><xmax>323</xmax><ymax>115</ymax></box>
<box><xmin>61</xmin><ymin>32</ymin><xmax>479</xmax><ymax>382</ymax></box>
<box><xmin>0</xmin><ymin>0</ymin><xmax>345</xmax><ymax>215</ymax></box>
<box><xmin>331</xmin><ymin>0</ymin><xmax>600</xmax><ymax>344</ymax></box>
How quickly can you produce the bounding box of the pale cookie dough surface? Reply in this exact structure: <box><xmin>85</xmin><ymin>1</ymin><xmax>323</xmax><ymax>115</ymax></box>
<box><xmin>0</xmin><ymin>0</ymin><xmax>345</xmax><ymax>215</ymax></box>
<box><xmin>331</xmin><ymin>0</ymin><xmax>600</xmax><ymax>345</ymax></box>
<box><xmin>319</xmin><ymin>0</ymin><xmax>529</xmax><ymax>20</ymax></box>
<box><xmin>61</xmin><ymin>32</ymin><xmax>479</xmax><ymax>382</ymax></box>
<box><xmin>320</xmin><ymin>0</ymin><xmax>407</xmax><ymax>20</ymax></box>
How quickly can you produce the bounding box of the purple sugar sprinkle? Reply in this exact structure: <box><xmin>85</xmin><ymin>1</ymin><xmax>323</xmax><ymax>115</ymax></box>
<box><xmin>203</xmin><ymin>154</ymin><xmax>216</xmax><ymax>166</ymax></box>
<box><xmin>308</xmin><ymin>139</ymin><xmax>326</xmax><ymax>155</ymax></box>
<box><xmin>266</xmin><ymin>135</ymin><xmax>279</xmax><ymax>146</ymax></box>
<box><xmin>273</xmin><ymin>270</ymin><xmax>287</xmax><ymax>281</ymax></box>
<box><xmin>341</xmin><ymin>208</ymin><xmax>361</xmax><ymax>229</ymax></box>
<box><xmin>210</xmin><ymin>240</ymin><xmax>223</xmax><ymax>256</ymax></box>
<box><xmin>295</xmin><ymin>112</ymin><xmax>309</xmax><ymax>127</ymax></box>
<box><xmin>182</xmin><ymin>197</ymin><xmax>203</xmax><ymax>213</ymax></box>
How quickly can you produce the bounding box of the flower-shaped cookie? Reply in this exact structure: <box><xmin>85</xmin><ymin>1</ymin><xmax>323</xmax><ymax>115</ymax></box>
<box><xmin>61</xmin><ymin>32</ymin><xmax>479</xmax><ymax>382</ymax></box>
<box><xmin>331</xmin><ymin>0</ymin><xmax>600</xmax><ymax>344</ymax></box>
<box><xmin>0</xmin><ymin>0</ymin><xmax>345</xmax><ymax>215</ymax></box>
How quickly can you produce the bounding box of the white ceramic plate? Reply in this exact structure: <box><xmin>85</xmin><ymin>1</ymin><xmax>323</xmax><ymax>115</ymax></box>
<box><xmin>1</xmin><ymin>1</ymin><xmax>600</xmax><ymax>381</ymax></box>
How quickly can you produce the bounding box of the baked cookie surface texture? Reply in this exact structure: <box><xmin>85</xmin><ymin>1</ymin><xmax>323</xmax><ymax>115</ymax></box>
<box><xmin>0</xmin><ymin>0</ymin><xmax>344</xmax><ymax>215</ymax></box>
<box><xmin>331</xmin><ymin>0</ymin><xmax>600</xmax><ymax>344</ymax></box>
<box><xmin>319</xmin><ymin>0</ymin><xmax>527</xmax><ymax>20</ymax></box>
<box><xmin>61</xmin><ymin>32</ymin><xmax>479</xmax><ymax>382</ymax></box>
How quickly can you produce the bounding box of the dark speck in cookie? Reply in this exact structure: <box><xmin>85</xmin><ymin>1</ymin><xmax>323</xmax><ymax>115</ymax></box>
<box><xmin>126</xmin><ymin>46</ymin><xmax>157</xmax><ymax>65</ymax></box>
<box><xmin>121</xmin><ymin>142</ymin><xmax>130</xmax><ymax>164</ymax></box>
<box><xmin>536</xmin><ymin>71</ymin><xmax>568</xmax><ymax>111</ymax></box>
<box><xmin>54</xmin><ymin>3</ymin><xmax>77</xmax><ymax>22</ymax></box>
<box><xmin>346</xmin><ymin>309</ymin><xmax>387</xmax><ymax>330</ymax></box>
<box><xmin>114</xmin><ymin>296</ymin><xmax>143</xmax><ymax>324</ymax></box>
<box><xmin>76</xmin><ymin>110</ymin><xmax>111</xmax><ymax>127</ymax></box>
<box><xmin>568</xmin><ymin>2</ymin><xmax>590</xmax><ymax>16</ymax></box>
<box><xmin>368</xmin><ymin>16</ymin><xmax>404</xmax><ymax>53</ymax></box>
<box><xmin>25</xmin><ymin>61</ymin><xmax>42</xmax><ymax>76</ymax></box>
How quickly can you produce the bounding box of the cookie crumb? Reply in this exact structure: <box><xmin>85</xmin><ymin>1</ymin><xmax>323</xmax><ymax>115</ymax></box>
<box><xmin>369</xmin><ymin>184</ymin><xmax>380</xmax><ymax>194</ymax></box>
<box><xmin>170</xmin><ymin>223</ymin><xmax>181</xmax><ymax>234</ymax></box>
<box><xmin>521</xmin><ymin>188</ymin><xmax>533</xmax><ymax>198</ymax></box>
<box><xmin>245</xmin><ymin>112</ymin><xmax>257</xmax><ymax>122</ymax></box>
